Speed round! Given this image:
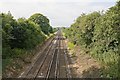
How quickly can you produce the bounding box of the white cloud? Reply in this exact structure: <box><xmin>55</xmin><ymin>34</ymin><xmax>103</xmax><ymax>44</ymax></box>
<box><xmin>39</xmin><ymin>0</ymin><xmax>117</xmax><ymax>2</ymax></box>
<box><xmin>0</xmin><ymin>0</ymin><xmax>116</xmax><ymax>27</ymax></box>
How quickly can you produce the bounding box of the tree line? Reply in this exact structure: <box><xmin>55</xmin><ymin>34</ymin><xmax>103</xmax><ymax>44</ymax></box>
<box><xmin>1</xmin><ymin>12</ymin><xmax>54</xmax><ymax>75</ymax></box>
<box><xmin>63</xmin><ymin>1</ymin><xmax>120</xmax><ymax>78</ymax></box>
<box><xmin>1</xmin><ymin>12</ymin><xmax>53</xmax><ymax>58</ymax></box>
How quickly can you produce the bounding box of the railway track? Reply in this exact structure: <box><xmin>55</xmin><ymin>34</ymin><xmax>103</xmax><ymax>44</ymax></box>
<box><xmin>19</xmin><ymin>30</ymin><xmax>72</xmax><ymax>79</ymax></box>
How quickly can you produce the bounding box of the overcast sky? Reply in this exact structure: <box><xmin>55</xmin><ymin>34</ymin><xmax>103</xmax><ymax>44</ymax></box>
<box><xmin>0</xmin><ymin>0</ymin><xmax>117</xmax><ymax>27</ymax></box>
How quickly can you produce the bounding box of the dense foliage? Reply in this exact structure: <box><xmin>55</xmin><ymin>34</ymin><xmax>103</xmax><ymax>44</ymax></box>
<box><xmin>1</xmin><ymin>12</ymin><xmax>53</xmax><ymax>76</ymax></box>
<box><xmin>28</xmin><ymin>13</ymin><xmax>53</xmax><ymax>35</ymax></box>
<box><xmin>63</xmin><ymin>1</ymin><xmax>120</xmax><ymax>78</ymax></box>
<box><xmin>1</xmin><ymin>12</ymin><xmax>51</xmax><ymax>58</ymax></box>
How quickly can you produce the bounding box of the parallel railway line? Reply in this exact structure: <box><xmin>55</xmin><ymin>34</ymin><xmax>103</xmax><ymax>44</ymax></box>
<box><xmin>19</xmin><ymin>30</ymin><xmax>72</xmax><ymax>79</ymax></box>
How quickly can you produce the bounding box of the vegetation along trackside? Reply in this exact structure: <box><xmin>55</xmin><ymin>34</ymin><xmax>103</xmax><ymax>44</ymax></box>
<box><xmin>63</xmin><ymin>1</ymin><xmax>120</xmax><ymax>78</ymax></box>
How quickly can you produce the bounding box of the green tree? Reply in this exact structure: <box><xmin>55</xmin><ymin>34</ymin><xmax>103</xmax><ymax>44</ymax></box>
<box><xmin>63</xmin><ymin>1</ymin><xmax>120</xmax><ymax>77</ymax></box>
<box><xmin>91</xmin><ymin>2</ymin><xmax>120</xmax><ymax>77</ymax></box>
<box><xmin>1</xmin><ymin>12</ymin><xmax>17</xmax><ymax>58</ymax></box>
<box><xmin>10</xmin><ymin>18</ymin><xmax>46</xmax><ymax>49</ymax></box>
<box><xmin>28</xmin><ymin>13</ymin><xmax>53</xmax><ymax>35</ymax></box>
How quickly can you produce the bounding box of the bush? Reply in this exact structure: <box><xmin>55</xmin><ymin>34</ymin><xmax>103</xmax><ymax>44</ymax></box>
<box><xmin>68</xmin><ymin>42</ymin><xmax>75</xmax><ymax>50</ymax></box>
<box><xmin>1</xmin><ymin>12</ymin><xmax>53</xmax><ymax>76</ymax></box>
<box><xmin>63</xmin><ymin>1</ymin><xmax>120</xmax><ymax>78</ymax></box>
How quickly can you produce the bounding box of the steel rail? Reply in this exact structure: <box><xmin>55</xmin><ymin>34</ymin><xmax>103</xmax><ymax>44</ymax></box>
<box><xmin>55</xmin><ymin>34</ymin><xmax>60</xmax><ymax>79</ymax></box>
<box><xmin>33</xmin><ymin>38</ymin><xmax>56</xmax><ymax>80</ymax></box>
<box><xmin>45</xmin><ymin>34</ymin><xmax>60</xmax><ymax>79</ymax></box>
<box><xmin>20</xmin><ymin>35</ymin><xmax>57</xmax><ymax>79</ymax></box>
